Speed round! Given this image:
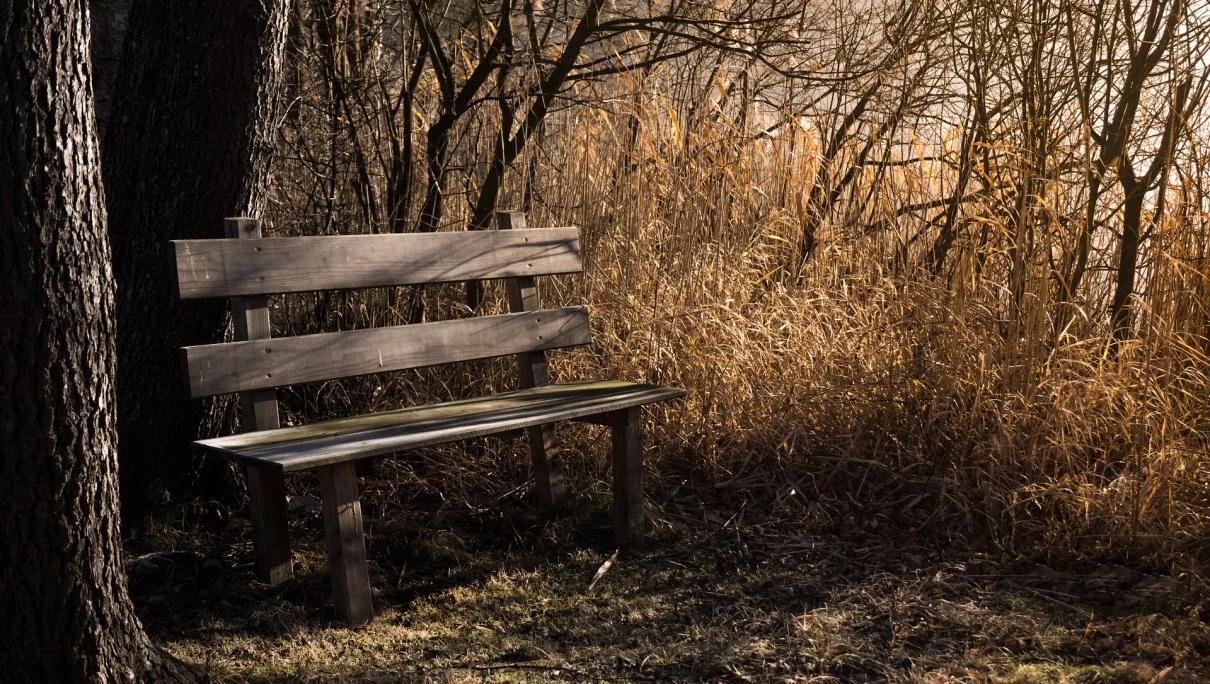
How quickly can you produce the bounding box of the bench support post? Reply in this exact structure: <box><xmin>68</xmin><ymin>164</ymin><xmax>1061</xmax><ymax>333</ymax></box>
<box><xmin>611</xmin><ymin>407</ymin><xmax>644</xmax><ymax>547</ymax></box>
<box><xmin>497</xmin><ymin>210</ymin><xmax>568</xmax><ymax>512</ymax></box>
<box><xmin>247</xmin><ymin>464</ymin><xmax>292</xmax><ymax>584</ymax></box>
<box><xmin>227</xmin><ymin>217</ymin><xmax>293</xmax><ymax>585</ymax></box>
<box><xmin>319</xmin><ymin>461</ymin><xmax>374</xmax><ymax>624</ymax></box>
<box><xmin>526</xmin><ymin>424</ymin><xmax>567</xmax><ymax>512</ymax></box>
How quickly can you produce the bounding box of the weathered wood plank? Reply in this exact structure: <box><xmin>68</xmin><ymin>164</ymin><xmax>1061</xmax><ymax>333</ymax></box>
<box><xmin>245</xmin><ymin>465</ymin><xmax>292</xmax><ymax>584</ymax></box>
<box><xmin>611</xmin><ymin>406</ymin><xmax>644</xmax><ymax>548</ymax></box>
<box><xmin>182</xmin><ymin>307</ymin><xmax>591</xmax><ymax>398</ymax></box>
<box><xmin>226</xmin><ymin>218</ymin><xmax>293</xmax><ymax>586</ymax></box>
<box><xmin>174</xmin><ymin>227</ymin><xmax>582</xmax><ymax>299</ymax></box>
<box><xmin>193</xmin><ymin>380</ymin><xmax>686</xmax><ymax>472</ymax></box>
<box><xmin>498</xmin><ymin>211</ymin><xmax>567</xmax><ymax>512</ymax></box>
<box><xmin>319</xmin><ymin>461</ymin><xmax>373</xmax><ymax>624</ymax></box>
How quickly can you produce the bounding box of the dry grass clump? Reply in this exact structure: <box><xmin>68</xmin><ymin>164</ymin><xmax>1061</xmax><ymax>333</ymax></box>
<box><xmin>571</xmin><ymin>237</ymin><xmax>1210</xmax><ymax>568</ymax></box>
<box><xmin>265</xmin><ymin>84</ymin><xmax>1210</xmax><ymax>574</ymax></box>
<box><xmin>534</xmin><ymin>103</ymin><xmax>1210</xmax><ymax>571</ymax></box>
<box><xmin>537</xmin><ymin>105</ymin><xmax>1210</xmax><ymax>570</ymax></box>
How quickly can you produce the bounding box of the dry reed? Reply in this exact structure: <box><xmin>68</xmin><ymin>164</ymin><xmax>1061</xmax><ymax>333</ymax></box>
<box><xmin>265</xmin><ymin>45</ymin><xmax>1210</xmax><ymax>574</ymax></box>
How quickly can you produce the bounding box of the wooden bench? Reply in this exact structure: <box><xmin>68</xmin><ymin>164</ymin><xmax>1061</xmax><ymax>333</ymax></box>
<box><xmin>174</xmin><ymin>211</ymin><xmax>684</xmax><ymax>623</ymax></box>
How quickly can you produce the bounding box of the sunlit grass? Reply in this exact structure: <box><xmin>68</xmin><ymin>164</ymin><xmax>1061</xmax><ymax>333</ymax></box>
<box><xmin>265</xmin><ymin>65</ymin><xmax>1210</xmax><ymax>575</ymax></box>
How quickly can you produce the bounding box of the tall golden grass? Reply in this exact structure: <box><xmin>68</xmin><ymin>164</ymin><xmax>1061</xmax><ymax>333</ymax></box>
<box><xmin>267</xmin><ymin>65</ymin><xmax>1210</xmax><ymax>573</ymax></box>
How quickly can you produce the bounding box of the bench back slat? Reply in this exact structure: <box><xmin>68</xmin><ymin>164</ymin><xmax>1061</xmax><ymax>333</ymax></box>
<box><xmin>181</xmin><ymin>307</ymin><xmax>590</xmax><ymax>398</ymax></box>
<box><xmin>174</xmin><ymin>227</ymin><xmax>582</xmax><ymax>299</ymax></box>
<box><xmin>224</xmin><ymin>218</ymin><xmax>283</xmax><ymax>429</ymax></box>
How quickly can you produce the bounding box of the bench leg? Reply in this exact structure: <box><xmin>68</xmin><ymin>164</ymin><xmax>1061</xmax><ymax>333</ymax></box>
<box><xmin>611</xmin><ymin>407</ymin><xmax>644</xmax><ymax>547</ymax></box>
<box><xmin>247</xmin><ymin>465</ymin><xmax>293</xmax><ymax>585</ymax></box>
<box><xmin>318</xmin><ymin>462</ymin><xmax>374</xmax><ymax>624</ymax></box>
<box><xmin>527</xmin><ymin>424</ymin><xmax>568</xmax><ymax>513</ymax></box>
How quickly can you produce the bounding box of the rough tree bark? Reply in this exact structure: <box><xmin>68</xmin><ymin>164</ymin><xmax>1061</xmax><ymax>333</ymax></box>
<box><xmin>0</xmin><ymin>0</ymin><xmax>192</xmax><ymax>679</ymax></box>
<box><xmin>103</xmin><ymin>0</ymin><xmax>292</xmax><ymax>513</ymax></box>
<box><xmin>87</xmin><ymin>0</ymin><xmax>131</xmax><ymax>133</ymax></box>
<box><xmin>1110</xmin><ymin>181</ymin><xmax>1147</xmax><ymax>343</ymax></box>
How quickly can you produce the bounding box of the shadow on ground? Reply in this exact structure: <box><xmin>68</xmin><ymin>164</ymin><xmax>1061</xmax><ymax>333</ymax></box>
<box><xmin>127</xmin><ymin>464</ymin><xmax>1210</xmax><ymax>683</ymax></box>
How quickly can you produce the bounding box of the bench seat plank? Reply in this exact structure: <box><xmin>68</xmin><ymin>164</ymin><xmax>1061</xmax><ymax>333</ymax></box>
<box><xmin>194</xmin><ymin>380</ymin><xmax>685</xmax><ymax>472</ymax></box>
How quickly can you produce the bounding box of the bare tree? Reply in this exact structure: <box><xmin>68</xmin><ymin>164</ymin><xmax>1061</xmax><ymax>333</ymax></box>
<box><xmin>1061</xmin><ymin>0</ymin><xmax>1209</xmax><ymax>344</ymax></box>
<box><xmin>103</xmin><ymin>0</ymin><xmax>293</xmax><ymax>513</ymax></box>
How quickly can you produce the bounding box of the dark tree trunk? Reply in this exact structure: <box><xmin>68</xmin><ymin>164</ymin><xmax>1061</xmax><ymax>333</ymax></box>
<box><xmin>419</xmin><ymin>125</ymin><xmax>452</xmax><ymax>233</ymax></box>
<box><xmin>0</xmin><ymin>1</ymin><xmax>191</xmax><ymax>679</ymax></box>
<box><xmin>87</xmin><ymin>0</ymin><xmax>132</xmax><ymax>134</ymax></box>
<box><xmin>103</xmin><ymin>0</ymin><xmax>292</xmax><ymax>514</ymax></box>
<box><xmin>1110</xmin><ymin>185</ymin><xmax>1146</xmax><ymax>345</ymax></box>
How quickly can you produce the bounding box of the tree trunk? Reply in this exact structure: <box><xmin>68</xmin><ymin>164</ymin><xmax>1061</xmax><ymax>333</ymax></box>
<box><xmin>1110</xmin><ymin>186</ymin><xmax>1146</xmax><ymax>345</ymax></box>
<box><xmin>88</xmin><ymin>0</ymin><xmax>132</xmax><ymax>134</ymax></box>
<box><xmin>0</xmin><ymin>1</ymin><xmax>191</xmax><ymax>679</ymax></box>
<box><xmin>103</xmin><ymin>0</ymin><xmax>292</xmax><ymax>514</ymax></box>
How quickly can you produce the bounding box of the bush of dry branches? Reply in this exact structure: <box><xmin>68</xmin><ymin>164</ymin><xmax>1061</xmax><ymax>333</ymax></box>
<box><xmin>263</xmin><ymin>0</ymin><xmax>1210</xmax><ymax>572</ymax></box>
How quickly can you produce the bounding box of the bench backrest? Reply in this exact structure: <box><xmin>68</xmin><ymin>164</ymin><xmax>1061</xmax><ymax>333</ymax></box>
<box><xmin>175</xmin><ymin>212</ymin><xmax>587</xmax><ymax>404</ymax></box>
